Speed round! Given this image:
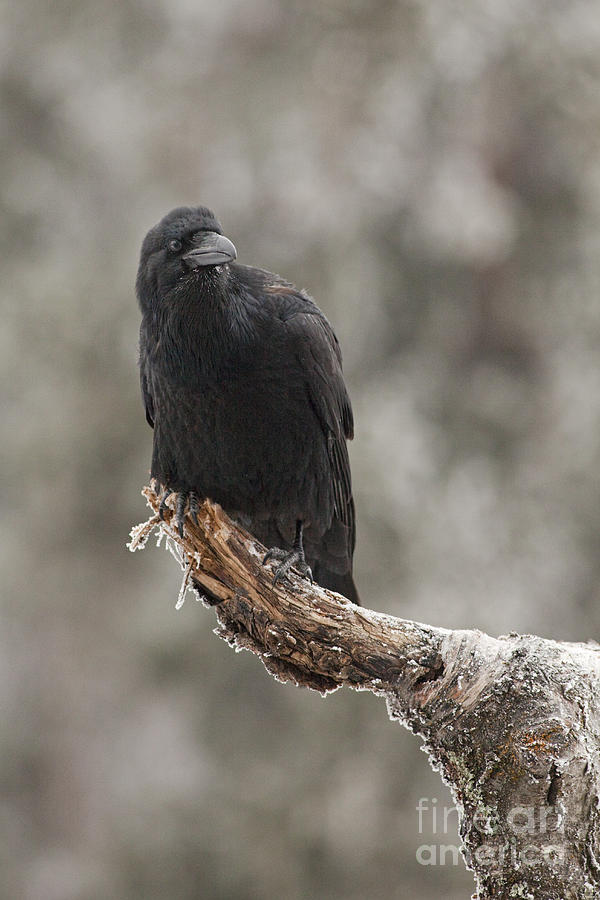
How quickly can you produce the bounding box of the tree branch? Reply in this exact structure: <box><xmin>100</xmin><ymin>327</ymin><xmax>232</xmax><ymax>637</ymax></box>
<box><xmin>130</xmin><ymin>485</ymin><xmax>600</xmax><ymax>900</ymax></box>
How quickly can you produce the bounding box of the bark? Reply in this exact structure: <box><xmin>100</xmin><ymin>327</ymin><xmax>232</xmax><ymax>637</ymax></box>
<box><xmin>129</xmin><ymin>486</ymin><xmax>600</xmax><ymax>900</ymax></box>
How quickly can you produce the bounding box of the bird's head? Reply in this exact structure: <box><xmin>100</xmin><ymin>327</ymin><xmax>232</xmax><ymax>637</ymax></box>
<box><xmin>136</xmin><ymin>206</ymin><xmax>237</xmax><ymax>306</ymax></box>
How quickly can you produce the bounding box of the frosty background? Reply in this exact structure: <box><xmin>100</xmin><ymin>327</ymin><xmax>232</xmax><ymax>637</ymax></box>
<box><xmin>3</xmin><ymin>1</ymin><xmax>600</xmax><ymax>897</ymax></box>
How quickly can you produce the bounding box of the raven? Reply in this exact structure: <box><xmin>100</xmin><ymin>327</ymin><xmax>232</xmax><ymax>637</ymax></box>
<box><xmin>136</xmin><ymin>206</ymin><xmax>359</xmax><ymax>604</ymax></box>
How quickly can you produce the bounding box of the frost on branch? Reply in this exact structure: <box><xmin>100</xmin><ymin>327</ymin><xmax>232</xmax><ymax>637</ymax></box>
<box><xmin>130</xmin><ymin>485</ymin><xmax>600</xmax><ymax>900</ymax></box>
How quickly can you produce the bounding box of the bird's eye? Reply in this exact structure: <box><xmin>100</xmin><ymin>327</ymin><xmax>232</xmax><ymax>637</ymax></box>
<box><xmin>168</xmin><ymin>239</ymin><xmax>182</xmax><ymax>252</ymax></box>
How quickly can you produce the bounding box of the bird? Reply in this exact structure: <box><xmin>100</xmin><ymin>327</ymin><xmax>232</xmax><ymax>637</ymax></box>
<box><xmin>136</xmin><ymin>205</ymin><xmax>359</xmax><ymax>605</ymax></box>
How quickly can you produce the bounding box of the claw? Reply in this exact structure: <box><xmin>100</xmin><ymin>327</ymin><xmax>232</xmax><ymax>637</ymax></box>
<box><xmin>262</xmin><ymin>520</ymin><xmax>312</xmax><ymax>587</ymax></box>
<box><xmin>175</xmin><ymin>493</ymin><xmax>187</xmax><ymax>538</ymax></box>
<box><xmin>188</xmin><ymin>492</ymin><xmax>199</xmax><ymax>526</ymax></box>
<box><xmin>159</xmin><ymin>491</ymin><xmax>173</xmax><ymax>520</ymax></box>
<box><xmin>157</xmin><ymin>488</ymin><xmax>200</xmax><ymax>536</ymax></box>
<box><xmin>262</xmin><ymin>547</ymin><xmax>288</xmax><ymax>566</ymax></box>
<box><xmin>272</xmin><ymin>549</ymin><xmax>300</xmax><ymax>585</ymax></box>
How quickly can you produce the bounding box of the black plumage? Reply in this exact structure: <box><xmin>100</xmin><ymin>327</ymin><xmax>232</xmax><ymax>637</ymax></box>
<box><xmin>136</xmin><ymin>206</ymin><xmax>359</xmax><ymax>604</ymax></box>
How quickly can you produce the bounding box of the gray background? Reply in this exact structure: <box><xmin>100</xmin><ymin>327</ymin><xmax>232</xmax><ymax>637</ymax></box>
<box><xmin>3</xmin><ymin>1</ymin><xmax>600</xmax><ymax>897</ymax></box>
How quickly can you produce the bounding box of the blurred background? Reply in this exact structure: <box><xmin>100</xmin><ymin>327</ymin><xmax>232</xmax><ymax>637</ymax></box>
<box><xmin>3</xmin><ymin>0</ymin><xmax>600</xmax><ymax>897</ymax></box>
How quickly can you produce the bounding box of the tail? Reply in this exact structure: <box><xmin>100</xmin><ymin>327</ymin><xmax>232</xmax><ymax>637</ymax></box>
<box><xmin>311</xmin><ymin>563</ymin><xmax>360</xmax><ymax>606</ymax></box>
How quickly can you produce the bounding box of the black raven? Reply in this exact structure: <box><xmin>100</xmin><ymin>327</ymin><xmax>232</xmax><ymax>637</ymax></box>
<box><xmin>136</xmin><ymin>206</ymin><xmax>359</xmax><ymax>604</ymax></box>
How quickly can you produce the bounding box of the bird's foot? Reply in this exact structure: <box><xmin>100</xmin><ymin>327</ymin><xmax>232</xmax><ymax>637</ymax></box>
<box><xmin>158</xmin><ymin>488</ymin><xmax>199</xmax><ymax>538</ymax></box>
<box><xmin>262</xmin><ymin>546</ymin><xmax>313</xmax><ymax>586</ymax></box>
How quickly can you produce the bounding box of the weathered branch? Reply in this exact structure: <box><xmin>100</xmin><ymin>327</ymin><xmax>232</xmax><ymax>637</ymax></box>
<box><xmin>130</xmin><ymin>486</ymin><xmax>600</xmax><ymax>900</ymax></box>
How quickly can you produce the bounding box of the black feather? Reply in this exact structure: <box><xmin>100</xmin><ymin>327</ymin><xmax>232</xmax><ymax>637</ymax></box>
<box><xmin>137</xmin><ymin>206</ymin><xmax>359</xmax><ymax>604</ymax></box>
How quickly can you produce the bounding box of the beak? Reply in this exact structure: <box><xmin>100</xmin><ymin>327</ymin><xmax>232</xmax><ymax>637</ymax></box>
<box><xmin>183</xmin><ymin>232</ymin><xmax>237</xmax><ymax>268</ymax></box>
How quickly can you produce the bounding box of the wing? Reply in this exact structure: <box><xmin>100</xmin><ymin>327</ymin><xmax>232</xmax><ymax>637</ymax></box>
<box><xmin>282</xmin><ymin>306</ymin><xmax>355</xmax><ymax>551</ymax></box>
<box><xmin>247</xmin><ymin>268</ymin><xmax>355</xmax><ymax>545</ymax></box>
<box><xmin>138</xmin><ymin>324</ymin><xmax>155</xmax><ymax>429</ymax></box>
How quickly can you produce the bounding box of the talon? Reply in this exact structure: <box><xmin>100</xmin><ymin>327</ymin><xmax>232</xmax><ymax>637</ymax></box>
<box><xmin>175</xmin><ymin>493</ymin><xmax>187</xmax><ymax>538</ymax></box>
<box><xmin>159</xmin><ymin>491</ymin><xmax>173</xmax><ymax>520</ymax></box>
<box><xmin>263</xmin><ymin>522</ymin><xmax>312</xmax><ymax>587</ymax></box>
<box><xmin>262</xmin><ymin>547</ymin><xmax>287</xmax><ymax>565</ymax></box>
<box><xmin>157</xmin><ymin>488</ymin><xmax>201</xmax><ymax>536</ymax></box>
<box><xmin>271</xmin><ymin>550</ymin><xmax>299</xmax><ymax>585</ymax></box>
<box><xmin>188</xmin><ymin>492</ymin><xmax>199</xmax><ymax>526</ymax></box>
